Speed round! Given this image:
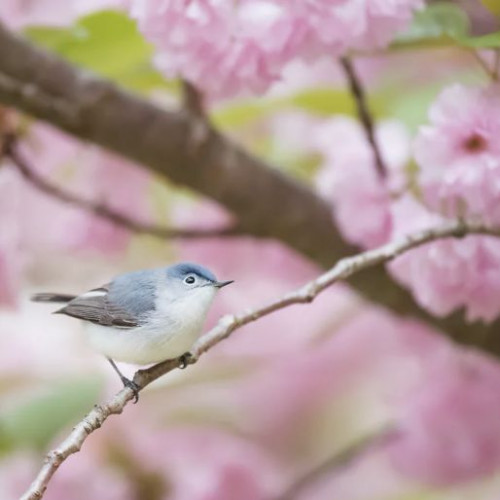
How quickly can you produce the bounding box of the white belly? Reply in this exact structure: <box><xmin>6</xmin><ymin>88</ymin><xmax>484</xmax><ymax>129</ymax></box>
<box><xmin>84</xmin><ymin>320</ymin><xmax>202</xmax><ymax>365</ymax></box>
<box><xmin>84</xmin><ymin>284</ymin><xmax>217</xmax><ymax>365</ymax></box>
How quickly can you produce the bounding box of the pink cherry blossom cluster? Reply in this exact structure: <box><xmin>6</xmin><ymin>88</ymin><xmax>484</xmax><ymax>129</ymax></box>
<box><xmin>129</xmin><ymin>0</ymin><xmax>423</xmax><ymax>98</ymax></box>
<box><xmin>389</xmin><ymin>195</ymin><xmax>500</xmax><ymax>322</ymax></box>
<box><xmin>314</xmin><ymin>83</ymin><xmax>500</xmax><ymax>322</ymax></box>
<box><xmin>395</xmin><ymin>84</ymin><xmax>500</xmax><ymax>322</ymax></box>
<box><xmin>314</xmin><ymin>116</ymin><xmax>410</xmax><ymax>248</ymax></box>
<box><xmin>416</xmin><ymin>84</ymin><xmax>500</xmax><ymax>225</ymax></box>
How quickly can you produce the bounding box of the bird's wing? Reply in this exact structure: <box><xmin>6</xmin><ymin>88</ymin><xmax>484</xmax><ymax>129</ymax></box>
<box><xmin>55</xmin><ymin>285</ymin><xmax>139</xmax><ymax>328</ymax></box>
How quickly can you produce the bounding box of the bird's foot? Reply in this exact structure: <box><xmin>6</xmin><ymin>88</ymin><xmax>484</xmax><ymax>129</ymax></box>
<box><xmin>121</xmin><ymin>377</ymin><xmax>141</xmax><ymax>403</ymax></box>
<box><xmin>179</xmin><ymin>352</ymin><xmax>194</xmax><ymax>369</ymax></box>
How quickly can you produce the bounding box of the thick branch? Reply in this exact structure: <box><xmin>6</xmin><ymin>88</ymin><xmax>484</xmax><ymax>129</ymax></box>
<box><xmin>0</xmin><ymin>24</ymin><xmax>339</xmax><ymax>259</ymax></box>
<box><xmin>1</xmin><ymin>23</ymin><xmax>500</xmax><ymax>353</ymax></box>
<box><xmin>1</xmin><ymin>133</ymin><xmax>239</xmax><ymax>239</ymax></box>
<box><xmin>20</xmin><ymin>220</ymin><xmax>500</xmax><ymax>500</ymax></box>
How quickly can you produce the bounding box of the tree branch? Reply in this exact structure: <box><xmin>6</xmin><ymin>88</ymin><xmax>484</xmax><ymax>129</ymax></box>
<box><xmin>0</xmin><ymin>132</ymin><xmax>240</xmax><ymax>239</ymax></box>
<box><xmin>340</xmin><ymin>56</ymin><xmax>386</xmax><ymax>178</ymax></box>
<box><xmin>0</xmin><ymin>23</ymin><xmax>338</xmax><ymax>259</ymax></box>
<box><xmin>20</xmin><ymin>220</ymin><xmax>500</xmax><ymax>500</ymax></box>
<box><xmin>2</xmin><ymin>23</ymin><xmax>500</xmax><ymax>353</ymax></box>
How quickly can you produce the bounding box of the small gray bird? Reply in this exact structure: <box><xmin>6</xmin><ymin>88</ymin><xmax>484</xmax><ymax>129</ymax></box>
<box><xmin>32</xmin><ymin>262</ymin><xmax>233</xmax><ymax>400</ymax></box>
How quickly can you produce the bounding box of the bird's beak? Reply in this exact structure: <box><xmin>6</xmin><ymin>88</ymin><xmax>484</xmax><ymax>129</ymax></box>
<box><xmin>214</xmin><ymin>280</ymin><xmax>234</xmax><ymax>288</ymax></box>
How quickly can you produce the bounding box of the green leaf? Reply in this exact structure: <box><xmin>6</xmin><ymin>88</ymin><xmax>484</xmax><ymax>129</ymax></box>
<box><xmin>394</xmin><ymin>2</ymin><xmax>500</xmax><ymax>50</ymax></box>
<box><xmin>457</xmin><ymin>30</ymin><xmax>500</xmax><ymax>48</ymax></box>
<box><xmin>25</xmin><ymin>10</ymin><xmax>171</xmax><ymax>93</ymax></box>
<box><xmin>0</xmin><ymin>377</ymin><xmax>101</xmax><ymax>453</ymax></box>
<box><xmin>290</xmin><ymin>88</ymin><xmax>388</xmax><ymax>117</ymax></box>
<box><xmin>212</xmin><ymin>100</ymin><xmax>276</xmax><ymax>129</ymax></box>
<box><xmin>213</xmin><ymin>88</ymin><xmax>389</xmax><ymax>130</ymax></box>
<box><xmin>393</xmin><ymin>2</ymin><xmax>470</xmax><ymax>49</ymax></box>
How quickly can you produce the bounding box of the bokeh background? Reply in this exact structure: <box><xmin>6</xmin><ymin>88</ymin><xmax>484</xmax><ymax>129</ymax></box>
<box><xmin>2</xmin><ymin>1</ymin><xmax>500</xmax><ymax>499</ymax></box>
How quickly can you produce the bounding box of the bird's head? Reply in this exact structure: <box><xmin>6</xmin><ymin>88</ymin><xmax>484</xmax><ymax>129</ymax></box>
<box><xmin>161</xmin><ymin>262</ymin><xmax>233</xmax><ymax>311</ymax></box>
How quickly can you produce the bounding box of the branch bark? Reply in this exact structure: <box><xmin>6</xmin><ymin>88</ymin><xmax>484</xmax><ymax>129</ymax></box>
<box><xmin>0</xmin><ymin>23</ymin><xmax>337</xmax><ymax>258</ymax></box>
<box><xmin>19</xmin><ymin>220</ymin><xmax>500</xmax><ymax>500</ymax></box>
<box><xmin>340</xmin><ymin>56</ymin><xmax>386</xmax><ymax>178</ymax></box>
<box><xmin>1</xmin><ymin>23</ymin><xmax>500</xmax><ymax>353</ymax></box>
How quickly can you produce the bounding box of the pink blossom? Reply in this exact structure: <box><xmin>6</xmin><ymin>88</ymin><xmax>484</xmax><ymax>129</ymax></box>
<box><xmin>130</xmin><ymin>0</ymin><xmax>422</xmax><ymax>98</ymax></box>
<box><xmin>415</xmin><ymin>84</ymin><xmax>500</xmax><ymax>224</ymax></box>
<box><xmin>131</xmin><ymin>0</ymin><xmax>296</xmax><ymax>98</ymax></box>
<box><xmin>314</xmin><ymin>117</ymin><xmax>410</xmax><ymax>248</ymax></box>
<box><xmin>278</xmin><ymin>0</ymin><xmax>424</xmax><ymax>54</ymax></box>
<box><xmin>354</xmin><ymin>0</ymin><xmax>425</xmax><ymax>49</ymax></box>
<box><xmin>389</xmin><ymin>194</ymin><xmax>500</xmax><ymax>321</ymax></box>
<box><xmin>388</xmin><ymin>350</ymin><xmax>500</xmax><ymax>485</ymax></box>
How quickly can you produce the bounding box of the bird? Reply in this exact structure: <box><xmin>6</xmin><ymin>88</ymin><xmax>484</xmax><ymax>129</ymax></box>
<box><xmin>32</xmin><ymin>262</ymin><xmax>233</xmax><ymax>401</ymax></box>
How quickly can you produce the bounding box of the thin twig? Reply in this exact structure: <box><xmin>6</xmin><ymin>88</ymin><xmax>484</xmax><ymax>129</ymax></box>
<box><xmin>493</xmin><ymin>50</ymin><xmax>500</xmax><ymax>81</ymax></box>
<box><xmin>19</xmin><ymin>219</ymin><xmax>500</xmax><ymax>500</ymax></box>
<box><xmin>340</xmin><ymin>56</ymin><xmax>386</xmax><ymax>178</ymax></box>
<box><xmin>181</xmin><ymin>79</ymin><xmax>206</xmax><ymax>117</ymax></box>
<box><xmin>1</xmin><ymin>133</ymin><xmax>240</xmax><ymax>239</ymax></box>
<box><xmin>276</xmin><ymin>426</ymin><xmax>396</xmax><ymax>500</ymax></box>
<box><xmin>179</xmin><ymin>80</ymin><xmax>212</xmax><ymax>157</ymax></box>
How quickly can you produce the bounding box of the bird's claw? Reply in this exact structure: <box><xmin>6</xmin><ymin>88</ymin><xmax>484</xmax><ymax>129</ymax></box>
<box><xmin>122</xmin><ymin>377</ymin><xmax>141</xmax><ymax>403</ymax></box>
<box><xmin>179</xmin><ymin>352</ymin><xmax>193</xmax><ymax>369</ymax></box>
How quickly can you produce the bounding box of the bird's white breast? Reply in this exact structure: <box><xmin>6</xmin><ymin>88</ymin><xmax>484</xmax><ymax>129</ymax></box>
<box><xmin>85</xmin><ymin>286</ymin><xmax>217</xmax><ymax>365</ymax></box>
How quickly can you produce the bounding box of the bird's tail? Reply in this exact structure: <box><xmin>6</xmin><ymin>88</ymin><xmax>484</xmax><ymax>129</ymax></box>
<box><xmin>31</xmin><ymin>293</ymin><xmax>76</xmax><ymax>304</ymax></box>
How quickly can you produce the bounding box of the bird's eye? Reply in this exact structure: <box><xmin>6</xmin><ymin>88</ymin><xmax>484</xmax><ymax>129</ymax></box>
<box><xmin>184</xmin><ymin>275</ymin><xmax>196</xmax><ymax>285</ymax></box>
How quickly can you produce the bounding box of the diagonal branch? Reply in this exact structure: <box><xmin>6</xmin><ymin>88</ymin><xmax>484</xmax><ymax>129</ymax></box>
<box><xmin>20</xmin><ymin>220</ymin><xmax>500</xmax><ymax>500</ymax></box>
<box><xmin>340</xmin><ymin>56</ymin><xmax>386</xmax><ymax>178</ymax></box>
<box><xmin>1</xmin><ymin>132</ymin><xmax>239</xmax><ymax>239</ymax></box>
<box><xmin>2</xmin><ymin>23</ymin><xmax>500</xmax><ymax>353</ymax></box>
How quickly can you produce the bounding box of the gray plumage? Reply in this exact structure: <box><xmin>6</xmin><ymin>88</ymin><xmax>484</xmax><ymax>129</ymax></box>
<box><xmin>108</xmin><ymin>269</ymin><xmax>159</xmax><ymax>319</ymax></box>
<box><xmin>54</xmin><ymin>285</ymin><xmax>139</xmax><ymax>328</ymax></box>
<box><xmin>31</xmin><ymin>262</ymin><xmax>233</xmax><ymax>370</ymax></box>
<box><xmin>31</xmin><ymin>263</ymin><xmax>222</xmax><ymax>329</ymax></box>
<box><xmin>32</xmin><ymin>262</ymin><xmax>233</xmax><ymax>401</ymax></box>
<box><xmin>44</xmin><ymin>270</ymin><xmax>161</xmax><ymax>328</ymax></box>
